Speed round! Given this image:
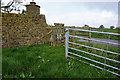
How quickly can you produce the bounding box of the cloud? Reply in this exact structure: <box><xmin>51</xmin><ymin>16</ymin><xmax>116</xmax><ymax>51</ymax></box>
<box><xmin>47</xmin><ymin>10</ymin><xmax>117</xmax><ymax>28</ymax></box>
<box><xmin>40</xmin><ymin>8</ymin><xmax>47</xmax><ymax>14</ymax></box>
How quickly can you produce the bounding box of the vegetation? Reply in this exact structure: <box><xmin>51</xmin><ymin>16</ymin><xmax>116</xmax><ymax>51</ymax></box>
<box><xmin>76</xmin><ymin>28</ymin><xmax>120</xmax><ymax>40</ymax></box>
<box><xmin>2</xmin><ymin>43</ymin><xmax>118</xmax><ymax>78</ymax></box>
<box><xmin>74</xmin><ymin>41</ymin><xmax>120</xmax><ymax>63</ymax></box>
<box><xmin>92</xmin><ymin>28</ymin><xmax>120</xmax><ymax>40</ymax></box>
<box><xmin>93</xmin><ymin>28</ymin><xmax>119</xmax><ymax>33</ymax></box>
<box><xmin>99</xmin><ymin>25</ymin><xmax>105</xmax><ymax>29</ymax></box>
<box><xmin>84</xmin><ymin>24</ymin><xmax>89</xmax><ymax>27</ymax></box>
<box><xmin>70</xmin><ymin>41</ymin><xmax>120</xmax><ymax>76</ymax></box>
<box><xmin>110</xmin><ymin>26</ymin><xmax>115</xmax><ymax>29</ymax></box>
<box><xmin>1</xmin><ymin>0</ymin><xmax>28</xmax><ymax>13</ymax></box>
<box><xmin>91</xmin><ymin>33</ymin><xmax>120</xmax><ymax>40</ymax></box>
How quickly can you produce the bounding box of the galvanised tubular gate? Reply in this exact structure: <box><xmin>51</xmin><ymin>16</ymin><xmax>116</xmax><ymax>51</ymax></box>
<box><xmin>65</xmin><ymin>28</ymin><xmax>120</xmax><ymax>76</ymax></box>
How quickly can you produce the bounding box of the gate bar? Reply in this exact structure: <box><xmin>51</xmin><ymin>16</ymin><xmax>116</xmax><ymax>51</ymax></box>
<box><xmin>68</xmin><ymin>41</ymin><xmax>120</xmax><ymax>55</ymax></box>
<box><xmin>68</xmin><ymin>28</ymin><xmax>120</xmax><ymax>36</ymax></box>
<box><xmin>68</xmin><ymin>53</ymin><xmax>120</xmax><ymax>76</ymax></box>
<box><xmin>68</xmin><ymin>47</ymin><xmax>120</xmax><ymax>63</ymax></box>
<box><xmin>68</xmin><ymin>52</ymin><xmax>120</xmax><ymax>70</ymax></box>
<box><xmin>69</xmin><ymin>35</ymin><xmax>120</xmax><ymax>45</ymax></box>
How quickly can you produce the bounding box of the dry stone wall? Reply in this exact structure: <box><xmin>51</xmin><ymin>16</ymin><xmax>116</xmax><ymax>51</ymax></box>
<box><xmin>2</xmin><ymin>13</ymin><xmax>51</xmax><ymax>48</ymax></box>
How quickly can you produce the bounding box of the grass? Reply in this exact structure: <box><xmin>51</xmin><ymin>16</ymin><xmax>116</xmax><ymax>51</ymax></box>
<box><xmin>0</xmin><ymin>48</ymin><xmax>1</xmax><ymax>78</ymax></box>
<box><xmin>2</xmin><ymin>43</ymin><xmax>119</xmax><ymax>78</ymax></box>
<box><xmin>94</xmin><ymin>28</ymin><xmax>120</xmax><ymax>33</ymax></box>
<box><xmin>91</xmin><ymin>33</ymin><xmax>120</xmax><ymax>40</ymax></box>
<box><xmin>76</xmin><ymin>29</ymin><xmax>120</xmax><ymax>40</ymax></box>
<box><xmin>70</xmin><ymin>41</ymin><xmax>120</xmax><ymax>75</ymax></box>
<box><xmin>91</xmin><ymin>28</ymin><xmax>120</xmax><ymax>40</ymax></box>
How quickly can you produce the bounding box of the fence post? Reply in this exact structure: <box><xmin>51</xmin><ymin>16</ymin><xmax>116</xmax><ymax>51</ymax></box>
<box><xmin>53</xmin><ymin>27</ymin><xmax>57</xmax><ymax>46</ymax></box>
<box><xmin>51</xmin><ymin>29</ymin><xmax>54</xmax><ymax>46</ymax></box>
<box><xmin>63</xmin><ymin>27</ymin><xmax>65</xmax><ymax>44</ymax></box>
<box><xmin>89</xmin><ymin>28</ymin><xmax>91</xmax><ymax>43</ymax></box>
<box><xmin>72</xmin><ymin>30</ymin><xmax>76</xmax><ymax>47</ymax></box>
<box><xmin>65</xmin><ymin>28</ymin><xmax>69</xmax><ymax>59</ymax></box>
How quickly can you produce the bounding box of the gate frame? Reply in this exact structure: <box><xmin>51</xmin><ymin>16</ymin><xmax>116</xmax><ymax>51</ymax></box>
<box><xmin>65</xmin><ymin>28</ymin><xmax>120</xmax><ymax>77</ymax></box>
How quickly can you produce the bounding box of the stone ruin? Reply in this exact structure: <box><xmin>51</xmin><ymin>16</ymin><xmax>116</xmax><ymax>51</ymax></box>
<box><xmin>2</xmin><ymin>1</ymin><xmax>51</xmax><ymax>48</ymax></box>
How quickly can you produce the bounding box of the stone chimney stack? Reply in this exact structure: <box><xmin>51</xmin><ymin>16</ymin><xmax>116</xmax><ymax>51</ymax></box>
<box><xmin>25</xmin><ymin>1</ymin><xmax>40</xmax><ymax>15</ymax></box>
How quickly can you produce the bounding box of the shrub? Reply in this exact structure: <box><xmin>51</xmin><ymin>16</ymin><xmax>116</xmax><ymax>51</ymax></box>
<box><xmin>110</xmin><ymin>26</ymin><xmax>114</xmax><ymax>29</ymax></box>
<box><xmin>99</xmin><ymin>25</ymin><xmax>105</xmax><ymax>29</ymax></box>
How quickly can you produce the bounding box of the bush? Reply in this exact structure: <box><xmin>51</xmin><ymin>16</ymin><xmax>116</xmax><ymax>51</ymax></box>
<box><xmin>99</xmin><ymin>25</ymin><xmax>105</xmax><ymax>29</ymax></box>
<box><xmin>110</xmin><ymin>26</ymin><xmax>114</xmax><ymax>29</ymax></box>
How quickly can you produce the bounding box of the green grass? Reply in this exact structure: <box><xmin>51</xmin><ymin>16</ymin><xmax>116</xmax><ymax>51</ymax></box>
<box><xmin>76</xmin><ymin>28</ymin><xmax>120</xmax><ymax>40</ymax></box>
<box><xmin>0</xmin><ymin>48</ymin><xmax>2</xmax><ymax>77</ymax></box>
<box><xmin>91</xmin><ymin>28</ymin><xmax>120</xmax><ymax>40</ymax></box>
<box><xmin>2</xmin><ymin>44</ymin><xmax>118</xmax><ymax>78</ymax></box>
<box><xmin>72</xmin><ymin>41</ymin><xmax>120</xmax><ymax>75</ymax></box>
<box><xmin>91</xmin><ymin>33</ymin><xmax>120</xmax><ymax>40</ymax></box>
<box><xmin>94</xmin><ymin>28</ymin><xmax>120</xmax><ymax>33</ymax></box>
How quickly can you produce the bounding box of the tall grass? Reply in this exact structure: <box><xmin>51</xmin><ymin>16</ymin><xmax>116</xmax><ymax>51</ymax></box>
<box><xmin>2</xmin><ymin>44</ymin><xmax>118</xmax><ymax>78</ymax></box>
<box><xmin>69</xmin><ymin>41</ymin><xmax>120</xmax><ymax>76</ymax></box>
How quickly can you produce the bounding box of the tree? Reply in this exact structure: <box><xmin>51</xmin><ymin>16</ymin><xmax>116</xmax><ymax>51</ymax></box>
<box><xmin>1</xmin><ymin>0</ymin><xmax>24</xmax><ymax>13</ymax></box>
<box><xmin>84</xmin><ymin>24</ymin><xmax>89</xmax><ymax>27</ymax></box>
<box><xmin>99</xmin><ymin>25</ymin><xmax>105</xmax><ymax>29</ymax></box>
<box><xmin>110</xmin><ymin>26</ymin><xmax>114</xmax><ymax>29</ymax></box>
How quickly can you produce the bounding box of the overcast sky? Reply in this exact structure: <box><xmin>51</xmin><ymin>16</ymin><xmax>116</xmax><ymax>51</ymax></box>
<box><xmin>2</xmin><ymin>0</ymin><xmax>120</xmax><ymax>28</ymax></box>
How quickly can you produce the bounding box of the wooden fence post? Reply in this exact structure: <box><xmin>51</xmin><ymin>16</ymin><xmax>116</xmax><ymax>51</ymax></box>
<box><xmin>51</xmin><ymin>30</ymin><xmax>54</xmax><ymax>46</ymax></box>
<box><xmin>88</xmin><ymin>27</ymin><xmax>91</xmax><ymax>43</ymax></box>
<box><xmin>62</xmin><ymin>27</ymin><xmax>65</xmax><ymax>45</ymax></box>
<box><xmin>72</xmin><ymin>30</ymin><xmax>76</xmax><ymax>47</ymax></box>
<box><xmin>52</xmin><ymin>27</ymin><xmax>57</xmax><ymax>46</ymax></box>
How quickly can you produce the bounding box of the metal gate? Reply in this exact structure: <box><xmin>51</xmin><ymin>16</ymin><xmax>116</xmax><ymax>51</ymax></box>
<box><xmin>65</xmin><ymin>28</ymin><xmax>120</xmax><ymax>76</ymax></box>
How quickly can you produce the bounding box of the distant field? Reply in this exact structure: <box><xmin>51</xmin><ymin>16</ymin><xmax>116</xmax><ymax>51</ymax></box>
<box><xmin>2</xmin><ymin>44</ymin><xmax>118</xmax><ymax>78</ymax></box>
<box><xmin>93</xmin><ymin>28</ymin><xmax>120</xmax><ymax>33</ymax></box>
<box><xmin>76</xmin><ymin>28</ymin><xmax>120</xmax><ymax>40</ymax></box>
<box><xmin>92</xmin><ymin>28</ymin><xmax>120</xmax><ymax>40</ymax></box>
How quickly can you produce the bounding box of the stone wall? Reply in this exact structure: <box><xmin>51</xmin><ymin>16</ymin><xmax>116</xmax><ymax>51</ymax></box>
<box><xmin>2</xmin><ymin>13</ymin><xmax>51</xmax><ymax>48</ymax></box>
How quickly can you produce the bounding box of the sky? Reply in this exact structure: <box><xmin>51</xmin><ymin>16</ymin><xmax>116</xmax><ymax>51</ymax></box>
<box><xmin>1</xmin><ymin>0</ymin><xmax>120</xmax><ymax>28</ymax></box>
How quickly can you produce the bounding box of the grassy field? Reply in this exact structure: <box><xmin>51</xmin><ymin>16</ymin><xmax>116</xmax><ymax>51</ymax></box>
<box><xmin>76</xmin><ymin>28</ymin><xmax>120</xmax><ymax>40</ymax></box>
<box><xmin>93</xmin><ymin>28</ymin><xmax>120</xmax><ymax>33</ymax></box>
<box><xmin>2</xmin><ymin>43</ymin><xmax>118</xmax><ymax>78</ymax></box>
<box><xmin>92</xmin><ymin>28</ymin><xmax>120</xmax><ymax>40</ymax></box>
